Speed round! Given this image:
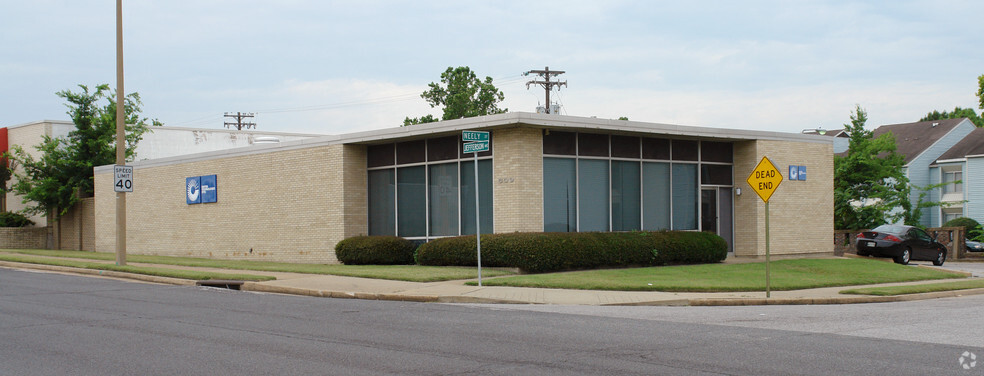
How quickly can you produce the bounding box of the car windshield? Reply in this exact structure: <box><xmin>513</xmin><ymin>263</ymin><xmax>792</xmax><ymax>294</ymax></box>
<box><xmin>872</xmin><ymin>224</ymin><xmax>907</xmax><ymax>234</ymax></box>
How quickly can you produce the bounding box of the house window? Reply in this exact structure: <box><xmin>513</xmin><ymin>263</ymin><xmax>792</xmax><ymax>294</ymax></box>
<box><xmin>943</xmin><ymin>170</ymin><xmax>962</xmax><ymax>194</ymax></box>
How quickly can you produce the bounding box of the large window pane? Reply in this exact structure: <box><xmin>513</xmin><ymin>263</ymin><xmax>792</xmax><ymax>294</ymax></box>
<box><xmin>543</xmin><ymin>130</ymin><xmax>576</xmax><ymax>155</ymax></box>
<box><xmin>367</xmin><ymin>144</ymin><xmax>394</xmax><ymax>168</ymax></box>
<box><xmin>643</xmin><ymin>162</ymin><xmax>670</xmax><ymax>230</ymax></box>
<box><xmin>701</xmin><ymin>164</ymin><xmax>733</xmax><ymax>185</ymax></box>
<box><xmin>543</xmin><ymin>158</ymin><xmax>577</xmax><ymax>232</ymax></box>
<box><xmin>427</xmin><ymin>136</ymin><xmax>459</xmax><ymax>162</ymax></box>
<box><xmin>368</xmin><ymin>169</ymin><xmax>395</xmax><ymax>235</ymax></box>
<box><xmin>397</xmin><ymin>166</ymin><xmax>426</xmax><ymax>237</ymax></box>
<box><xmin>672</xmin><ymin>164</ymin><xmax>698</xmax><ymax>230</ymax></box>
<box><xmin>396</xmin><ymin>140</ymin><xmax>425</xmax><ymax>165</ymax></box>
<box><xmin>579</xmin><ymin>133</ymin><xmax>609</xmax><ymax>157</ymax></box>
<box><xmin>672</xmin><ymin>140</ymin><xmax>699</xmax><ymax>161</ymax></box>
<box><xmin>579</xmin><ymin>159</ymin><xmax>610</xmax><ymax>231</ymax></box>
<box><xmin>428</xmin><ymin>163</ymin><xmax>458</xmax><ymax>236</ymax></box>
<box><xmin>642</xmin><ymin>138</ymin><xmax>670</xmax><ymax>160</ymax></box>
<box><xmin>612</xmin><ymin>161</ymin><xmax>640</xmax><ymax>231</ymax></box>
<box><xmin>701</xmin><ymin>141</ymin><xmax>733</xmax><ymax>163</ymax></box>
<box><xmin>461</xmin><ymin>159</ymin><xmax>493</xmax><ymax>234</ymax></box>
<box><xmin>611</xmin><ymin>136</ymin><xmax>640</xmax><ymax>159</ymax></box>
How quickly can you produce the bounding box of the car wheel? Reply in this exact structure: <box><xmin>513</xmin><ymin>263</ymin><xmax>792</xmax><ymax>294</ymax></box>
<box><xmin>933</xmin><ymin>250</ymin><xmax>946</xmax><ymax>266</ymax></box>
<box><xmin>895</xmin><ymin>247</ymin><xmax>911</xmax><ymax>265</ymax></box>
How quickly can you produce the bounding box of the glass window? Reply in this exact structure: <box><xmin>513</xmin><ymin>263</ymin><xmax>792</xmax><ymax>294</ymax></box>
<box><xmin>397</xmin><ymin>166</ymin><xmax>426</xmax><ymax>237</ymax></box>
<box><xmin>579</xmin><ymin>159</ymin><xmax>610</xmax><ymax>231</ymax></box>
<box><xmin>543</xmin><ymin>130</ymin><xmax>576</xmax><ymax>155</ymax></box>
<box><xmin>612</xmin><ymin>161</ymin><xmax>641</xmax><ymax>231</ymax></box>
<box><xmin>642</xmin><ymin>162</ymin><xmax>670</xmax><ymax>230</ymax></box>
<box><xmin>367</xmin><ymin>144</ymin><xmax>394</xmax><ymax>168</ymax></box>
<box><xmin>543</xmin><ymin>158</ymin><xmax>577</xmax><ymax>232</ymax></box>
<box><xmin>672</xmin><ymin>164</ymin><xmax>698</xmax><ymax>230</ymax></box>
<box><xmin>461</xmin><ymin>159</ymin><xmax>493</xmax><ymax>234</ymax></box>
<box><xmin>700</xmin><ymin>141</ymin><xmax>733</xmax><ymax>163</ymax></box>
<box><xmin>672</xmin><ymin>140</ymin><xmax>699</xmax><ymax>161</ymax></box>
<box><xmin>428</xmin><ymin>163</ymin><xmax>458</xmax><ymax>236</ymax></box>
<box><xmin>396</xmin><ymin>140</ymin><xmax>425</xmax><ymax>165</ymax></box>
<box><xmin>642</xmin><ymin>138</ymin><xmax>670</xmax><ymax>160</ymax></box>
<box><xmin>427</xmin><ymin>136</ymin><xmax>459</xmax><ymax>162</ymax></box>
<box><xmin>701</xmin><ymin>164</ymin><xmax>733</xmax><ymax>185</ymax></box>
<box><xmin>944</xmin><ymin>171</ymin><xmax>963</xmax><ymax>193</ymax></box>
<box><xmin>368</xmin><ymin>169</ymin><xmax>395</xmax><ymax>235</ymax></box>
<box><xmin>611</xmin><ymin>136</ymin><xmax>640</xmax><ymax>159</ymax></box>
<box><xmin>578</xmin><ymin>133</ymin><xmax>609</xmax><ymax>157</ymax></box>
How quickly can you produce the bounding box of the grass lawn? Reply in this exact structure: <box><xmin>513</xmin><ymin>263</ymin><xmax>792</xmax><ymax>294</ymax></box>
<box><xmin>0</xmin><ymin>253</ymin><xmax>275</xmax><ymax>281</ymax></box>
<box><xmin>0</xmin><ymin>249</ymin><xmax>515</xmax><ymax>282</ymax></box>
<box><xmin>840</xmin><ymin>279</ymin><xmax>984</xmax><ymax>296</ymax></box>
<box><xmin>469</xmin><ymin>258</ymin><xmax>967</xmax><ymax>292</ymax></box>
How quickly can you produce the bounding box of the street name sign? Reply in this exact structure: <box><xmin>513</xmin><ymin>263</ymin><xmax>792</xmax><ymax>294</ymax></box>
<box><xmin>462</xmin><ymin>131</ymin><xmax>489</xmax><ymax>142</ymax></box>
<box><xmin>463</xmin><ymin>140</ymin><xmax>489</xmax><ymax>153</ymax></box>
<box><xmin>746</xmin><ymin>156</ymin><xmax>782</xmax><ymax>203</ymax></box>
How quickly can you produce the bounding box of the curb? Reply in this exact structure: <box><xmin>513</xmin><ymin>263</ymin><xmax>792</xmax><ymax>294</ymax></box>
<box><xmin>0</xmin><ymin>261</ymin><xmax>196</xmax><ymax>286</ymax></box>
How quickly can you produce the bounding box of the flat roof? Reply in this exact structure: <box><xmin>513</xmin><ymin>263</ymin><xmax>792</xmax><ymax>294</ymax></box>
<box><xmin>96</xmin><ymin>112</ymin><xmax>832</xmax><ymax>173</ymax></box>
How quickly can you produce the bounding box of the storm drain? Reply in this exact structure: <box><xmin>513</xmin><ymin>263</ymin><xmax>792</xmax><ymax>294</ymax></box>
<box><xmin>196</xmin><ymin>280</ymin><xmax>245</xmax><ymax>290</ymax></box>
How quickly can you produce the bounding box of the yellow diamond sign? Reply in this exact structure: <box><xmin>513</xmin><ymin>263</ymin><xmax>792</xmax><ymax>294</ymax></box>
<box><xmin>746</xmin><ymin>156</ymin><xmax>783</xmax><ymax>203</ymax></box>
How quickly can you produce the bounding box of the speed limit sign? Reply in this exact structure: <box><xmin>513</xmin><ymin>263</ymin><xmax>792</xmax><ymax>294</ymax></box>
<box><xmin>114</xmin><ymin>165</ymin><xmax>133</xmax><ymax>192</ymax></box>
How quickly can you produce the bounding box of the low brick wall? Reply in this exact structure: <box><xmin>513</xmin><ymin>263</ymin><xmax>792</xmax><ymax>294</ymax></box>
<box><xmin>0</xmin><ymin>227</ymin><xmax>48</xmax><ymax>249</ymax></box>
<box><xmin>834</xmin><ymin>227</ymin><xmax>981</xmax><ymax>260</ymax></box>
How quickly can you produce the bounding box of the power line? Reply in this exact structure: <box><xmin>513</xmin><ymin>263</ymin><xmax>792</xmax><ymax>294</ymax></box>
<box><xmin>224</xmin><ymin>112</ymin><xmax>256</xmax><ymax>130</ymax></box>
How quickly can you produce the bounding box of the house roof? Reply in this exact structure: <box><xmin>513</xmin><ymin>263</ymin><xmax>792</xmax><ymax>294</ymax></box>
<box><xmin>936</xmin><ymin>126</ymin><xmax>984</xmax><ymax>162</ymax></box>
<box><xmin>870</xmin><ymin>118</ymin><xmax>967</xmax><ymax>164</ymax></box>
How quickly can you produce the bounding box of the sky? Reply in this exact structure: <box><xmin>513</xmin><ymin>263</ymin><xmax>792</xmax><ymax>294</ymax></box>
<box><xmin>2</xmin><ymin>1</ymin><xmax>983</xmax><ymax>136</ymax></box>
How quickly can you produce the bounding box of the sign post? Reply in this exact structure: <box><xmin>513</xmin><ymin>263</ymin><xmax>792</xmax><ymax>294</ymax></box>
<box><xmin>745</xmin><ymin>156</ymin><xmax>783</xmax><ymax>298</ymax></box>
<box><xmin>462</xmin><ymin>131</ymin><xmax>490</xmax><ymax>286</ymax></box>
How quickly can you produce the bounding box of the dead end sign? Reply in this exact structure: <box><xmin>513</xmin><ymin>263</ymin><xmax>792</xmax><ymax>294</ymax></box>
<box><xmin>745</xmin><ymin>156</ymin><xmax>782</xmax><ymax>203</ymax></box>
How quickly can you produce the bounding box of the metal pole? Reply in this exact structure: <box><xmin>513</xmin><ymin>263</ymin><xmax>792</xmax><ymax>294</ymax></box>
<box><xmin>765</xmin><ymin>201</ymin><xmax>770</xmax><ymax>298</ymax></box>
<box><xmin>475</xmin><ymin>151</ymin><xmax>482</xmax><ymax>286</ymax></box>
<box><xmin>115</xmin><ymin>0</ymin><xmax>127</xmax><ymax>266</ymax></box>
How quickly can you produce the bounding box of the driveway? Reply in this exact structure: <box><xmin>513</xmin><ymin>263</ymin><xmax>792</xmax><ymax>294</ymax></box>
<box><xmin>933</xmin><ymin>260</ymin><xmax>984</xmax><ymax>277</ymax></box>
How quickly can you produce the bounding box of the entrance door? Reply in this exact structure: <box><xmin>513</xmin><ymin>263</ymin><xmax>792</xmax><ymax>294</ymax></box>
<box><xmin>701</xmin><ymin>188</ymin><xmax>717</xmax><ymax>234</ymax></box>
<box><xmin>701</xmin><ymin>187</ymin><xmax>734</xmax><ymax>253</ymax></box>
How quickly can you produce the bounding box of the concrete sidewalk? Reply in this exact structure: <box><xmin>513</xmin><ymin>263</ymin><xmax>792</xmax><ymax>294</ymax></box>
<box><xmin>3</xmin><ymin>257</ymin><xmax>984</xmax><ymax>306</ymax></box>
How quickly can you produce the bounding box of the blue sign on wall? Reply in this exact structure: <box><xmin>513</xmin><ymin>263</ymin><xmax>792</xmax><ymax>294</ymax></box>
<box><xmin>788</xmin><ymin>166</ymin><xmax>807</xmax><ymax>181</ymax></box>
<box><xmin>186</xmin><ymin>175</ymin><xmax>218</xmax><ymax>205</ymax></box>
<box><xmin>200</xmin><ymin>175</ymin><xmax>217</xmax><ymax>203</ymax></box>
<box><xmin>186</xmin><ymin>176</ymin><xmax>201</xmax><ymax>204</ymax></box>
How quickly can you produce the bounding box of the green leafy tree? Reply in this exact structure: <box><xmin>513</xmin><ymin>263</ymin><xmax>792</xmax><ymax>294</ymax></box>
<box><xmin>9</xmin><ymin>84</ymin><xmax>157</xmax><ymax>219</ymax></box>
<box><xmin>403</xmin><ymin>66</ymin><xmax>506</xmax><ymax>126</ymax></box>
<box><xmin>834</xmin><ymin>105</ymin><xmax>911</xmax><ymax>229</ymax></box>
<box><xmin>920</xmin><ymin>107</ymin><xmax>983</xmax><ymax>127</ymax></box>
<box><xmin>977</xmin><ymin>74</ymin><xmax>984</xmax><ymax>110</ymax></box>
<box><xmin>0</xmin><ymin>156</ymin><xmax>13</xmax><ymax>212</ymax></box>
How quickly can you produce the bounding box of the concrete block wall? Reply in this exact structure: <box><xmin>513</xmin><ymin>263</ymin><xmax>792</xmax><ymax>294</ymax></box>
<box><xmin>492</xmin><ymin>127</ymin><xmax>544</xmax><ymax>232</ymax></box>
<box><xmin>0</xmin><ymin>227</ymin><xmax>47</xmax><ymax>249</ymax></box>
<box><xmin>94</xmin><ymin>144</ymin><xmax>358</xmax><ymax>263</ymax></box>
<box><xmin>733</xmin><ymin>140</ymin><xmax>834</xmax><ymax>257</ymax></box>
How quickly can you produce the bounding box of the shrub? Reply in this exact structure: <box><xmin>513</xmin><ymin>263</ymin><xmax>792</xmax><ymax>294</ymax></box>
<box><xmin>0</xmin><ymin>212</ymin><xmax>34</xmax><ymax>227</ymax></box>
<box><xmin>416</xmin><ymin>231</ymin><xmax>727</xmax><ymax>273</ymax></box>
<box><xmin>334</xmin><ymin>236</ymin><xmax>417</xmax><ymax>265</ymax></box>
<box><xmin>943</xmin><ymin>217</ymin><xmax>983</xmax><ymax>241</ymax></box>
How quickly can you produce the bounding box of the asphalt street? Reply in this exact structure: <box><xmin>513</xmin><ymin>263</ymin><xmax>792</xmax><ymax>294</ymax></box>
<box><xmin>2</xmin><ymin>268</ymin><xmax>981</xmax><ymax>375</ymax></box>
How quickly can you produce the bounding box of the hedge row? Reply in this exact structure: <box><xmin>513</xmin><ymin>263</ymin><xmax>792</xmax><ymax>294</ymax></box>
<box><xmin>415</xmin><ymin>231</ymin><xmax>728</xmax><ymax>273</ymax></box>
<box><xmin>0</xmin><ymin>212</ymin><xmax>34</xmax><ymax>228</ymax></box>
<box><xmin>334</xmin><ymin>236</ymin><xmax>417</xmax><ymax>265</ymax></box>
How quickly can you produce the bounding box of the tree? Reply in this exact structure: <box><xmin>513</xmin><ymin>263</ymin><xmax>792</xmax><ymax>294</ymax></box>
<box><xmin>920</xmin><ymin>107</ymin><xmax>983</xmax><ymax>127</ymax></box>
<box><xmin>403</xmin><ymin>66</ymin><xmax>506</xmax><ymax>126</ymax></box>
<box><xmin>0</xmin><ymin>156</ymin><xmax>12</xmax><ymax>212</ymax></box>
<box><xmin>834</xmin><ymin>105</ymin><xmax>911</xmax><ymax>229</ymax></box>
<box><xmin>9</xmin><ymin>84</ymin><xmax>157</xmax><ymax>219</ymax></box>
<box><xmin>978</xmin><ymin>74</ymin><xmax>984</xmax><ymax>110</ymax></box>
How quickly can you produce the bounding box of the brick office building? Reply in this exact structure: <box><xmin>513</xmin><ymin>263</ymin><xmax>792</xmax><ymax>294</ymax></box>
<box><xmin>93</xmin><ymin>112</ymin><xmax>834</xmax><ymax>263</ymax></box>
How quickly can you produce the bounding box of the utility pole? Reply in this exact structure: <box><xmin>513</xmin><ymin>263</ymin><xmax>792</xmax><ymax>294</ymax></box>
<box><xmin>525</xmin><ymin>66</ymin><xmax>567</xmax><ymax>114</ymax></box>
<box><xmin>224</xmin><ymin>112</ymin><xmax>256</xmax><ymax>130</ymax></box>
<box><xmin>114</xmin><ymin>0</ymin><xmax>126</xmax><ymax>265</ymax></box>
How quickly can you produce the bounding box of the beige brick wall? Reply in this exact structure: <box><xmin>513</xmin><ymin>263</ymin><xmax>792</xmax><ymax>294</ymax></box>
<box><xmin>95</xmin><ymin>144</ymin><xmax>362</xmax><ymax>263</ymax></box>
<box><xmin>5</xmin><ymin>122</ymin><xmax>50</xmax><ymax>226</ymax></box>
<box><xmin>56</xmin><ymin>197</ymin><xmax>95</xmax><ymax>251</ymax></box>
<box><xmin>492</xmin><ymin>128</ymin><xmax>544</xmax><ymax>232</ymax></box>
<box><xmin>0</xmin><ymin>227</ymin><xmax>47</xmax><ymax>249</ymax></box>
<box><xmin>733</xmin><ymin>140</ymin><xmax>834</xmax><ymax>257</ymax></box>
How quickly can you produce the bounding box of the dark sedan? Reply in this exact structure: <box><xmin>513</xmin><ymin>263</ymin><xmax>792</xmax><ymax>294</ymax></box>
<box><xmin>855</xmin><ymin>224</ymin><xmax>947</xmax><ymax>265</ymax></box>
